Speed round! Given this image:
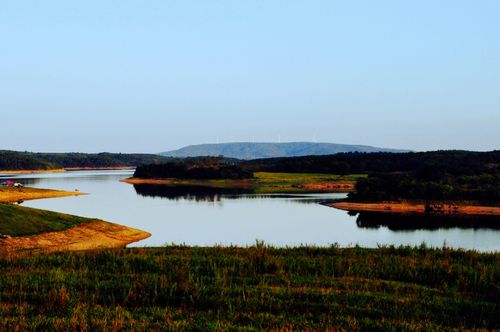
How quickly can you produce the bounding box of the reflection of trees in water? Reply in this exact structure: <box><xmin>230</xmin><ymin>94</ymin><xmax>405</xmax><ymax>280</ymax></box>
<box><xmin>353</xmin><ymin>211</ymin><xmax>500</xmax><ymax>231</ymax></box>
<box><xmin>133</xmin><ymin>184</ymin><xmax>255</xmax><ymax>202</ymax></box>
<box><xmin>133</xmin><ymin>184</ymin><xmax>331</xmax><ymax>204</ymax></box>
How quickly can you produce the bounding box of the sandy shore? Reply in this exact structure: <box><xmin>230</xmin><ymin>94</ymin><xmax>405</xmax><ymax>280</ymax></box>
<box><xmin>0</xmin><ymin>187</ymin><xmax>85</xmax><ymax>203</ymax></box>
<box><xmin>0</xmin><ymin>186</ymin><xmax>150</xmax><ymax>256</ymax></box>
<box><xmin>331</xmin><ymin>201</ymin><xmax>500</xmax><ymax>216</ymax></box>
<box><xmin>0</xmin><ymin>221</ymin><xmax>151</xmax><ymax>256</ymax></box>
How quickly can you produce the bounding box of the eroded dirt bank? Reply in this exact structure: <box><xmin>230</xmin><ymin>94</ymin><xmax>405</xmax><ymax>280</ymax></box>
<box><xmin>331</xmin><ymin>202</ymin><xmax>500</xmax><ymax>216</ymax></box>
<box><xmin>0</xmin><ymin>221</ymin><xmax>151</xmax><ymax>256</ymax></box>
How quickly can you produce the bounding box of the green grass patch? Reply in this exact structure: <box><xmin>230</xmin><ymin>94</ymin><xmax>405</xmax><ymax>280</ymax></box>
<box><xmin>0</xmin><ymin>245</ymin><xmax>497</xmax><ymax>330</ymax></box>
<box><xmin>254</xmin><ymin>171</ymin><xmax>366</xmax><ymax>185</ymax></box>
<box><xmin>0</xmin><ymin>203</ymin><xmax>96</xmax><ymax>237</ymax></box>
<box><xmin>252</xmin><ymin>172</ymin><xmax>366</xmax><ymax>193</ymax></box>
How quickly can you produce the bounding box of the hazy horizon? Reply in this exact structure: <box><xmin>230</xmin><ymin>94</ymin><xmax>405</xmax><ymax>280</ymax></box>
<box><xmin>1</xmin><ymin>1</ymin><xmax>499</xmax><ymax>153</ymax></box>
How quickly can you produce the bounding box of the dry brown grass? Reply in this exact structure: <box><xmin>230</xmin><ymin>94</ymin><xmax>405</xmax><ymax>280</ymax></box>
<box><xmin>0</xmin><ymin>187</ymin><xmax>85</xmax><ymax>203</ymax></box>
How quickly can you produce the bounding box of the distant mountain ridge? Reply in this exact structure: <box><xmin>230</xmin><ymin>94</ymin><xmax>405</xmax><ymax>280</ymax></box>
<box><xmin>160</xmin><ymin>142</ymin><xmax>409</xmax><ymax>160</ymax></box>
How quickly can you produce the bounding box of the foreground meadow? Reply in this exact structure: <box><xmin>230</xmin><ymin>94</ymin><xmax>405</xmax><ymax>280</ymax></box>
<box><xmin>0</xmin><ymin>245</ymin><xmax>498</xmax><ymax>331</ymax></box>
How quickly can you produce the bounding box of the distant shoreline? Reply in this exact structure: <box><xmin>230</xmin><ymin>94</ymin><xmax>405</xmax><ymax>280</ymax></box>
<box><xmin>0</xmin><ymin>169</ymin><xmax>66</xmax><ymax>175</ymax></box>
<box><xmin>65</xmin><ymin>167</ymin><xmax>135</xmax><ymax>171</ymax></box>
<box><xmin>0</xmin><ymin>167</ymin><xmax>135</xmax><ymax>175</ymax></box>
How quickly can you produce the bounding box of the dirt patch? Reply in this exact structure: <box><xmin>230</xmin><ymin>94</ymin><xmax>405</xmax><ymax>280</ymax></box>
<box><xmin>294</xmin><ymin>183</ymin><xmax>354</xmax><ymax>191</ymax></box>
<box><xmin>331</xmin><ymin>202</ymin><xmax>500</xmax><ymax>216</ymax></box>
<box><xmin>0</xmin><ymin>221</ymin><xmax>151</xmax><ymax>257</ymax></box>
<box><xmin>0</xmin><ymin>187</ymin><xmax>85</xmax><ymax>203</ymax></box>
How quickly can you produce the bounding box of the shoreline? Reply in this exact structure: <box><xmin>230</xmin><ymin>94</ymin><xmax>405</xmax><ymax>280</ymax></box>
<box><xmin>121</xmin><ymin>177</ymin><xmax>253</xmax><ymax>188</ymax></box>
<box><xmin>0</xmin><ymin>186</ymin><xmax>151</xmax><ymax>255</ymax></box>
<box><xmin>0</xmin><ymin>167</ymin><xmax>135</xmax><ymax>175</ymax></box>
<box><xmin>330</xmin><ymin>201</ymin><xmax>500</xmax><ymax>216</ymax></box>
<box><xmin>0</xmin><ymin>187</ymin><xmax>86</xmax><ymax>203</ymax></box>
<box><xmin>0</xmin><ymin>169</ymin><xmax>66</xmax><ymax>175</ymax></box>
<box><xmin>122</xmin><ymin>176</ymin><xmax>355</xmax><ymax>193</ymax></box>
<box><xmin>0</xmin><ymin>221</ymin><xmax>151</xmax><ymax>256</ymax></box>
<box><xmin>65</xmin><ymin>166</ymin><xmax>135</xmax><ymax>171</ymax></box>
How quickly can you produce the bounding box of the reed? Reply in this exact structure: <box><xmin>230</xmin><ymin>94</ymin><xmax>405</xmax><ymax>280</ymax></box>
<box><xmin>0</xmin><ymin>245</ymin><xmax>498</xmax><ymax>330</ymax></box>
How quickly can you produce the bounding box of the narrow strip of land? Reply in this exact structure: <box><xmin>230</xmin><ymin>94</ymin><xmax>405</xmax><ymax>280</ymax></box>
<box><xmin>331</xmin><ymin>201</ymin><xmax>500</xmax><ymax>216</ymax></box>
<box><xmin>0</xmin><ymin>187</ymin><xmax>85</xmax><ymax>203</ymax></box>
<box><xmin>0</xmin><ymin>169</ymin><xmax>65</xmax><ymax>175</ymax></box>
<box><xmin>123</xmin><ymin>172</ymin><xmax>359</xmax><ymax>193</ymax></box>
<box><xmin>0</xmin><ymin>166</ymin><xmax>134</xmax><ymax>175</ymax></box>
<box><xmin>0</xmin><ymin>187</ymin><xmax>150</xmax><ymax>255</ymax></box>
<box><xmin>0</xmin><ymin>221</ymin><xmax>150</xmax><ymax>256</ymax></box>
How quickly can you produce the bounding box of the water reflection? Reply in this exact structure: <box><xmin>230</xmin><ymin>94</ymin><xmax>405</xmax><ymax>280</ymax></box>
<box><xmin>134</xmin><ymin>184</ymin><xmax>253</xmax><ymax>202</ymax></box>
<box><xmin>133</xmin><ymin>184</ymin><xmax>335</xmax><ymax>204</ymax></box>
<box><xmin>353</xmin><ymin>211</ymin><xmax>500</xmax><ymax>231</ymax></box>
<box><xmin>7</xmin><ymin>170</ymin><xmax>500</xmax><ymax>251</ymax></box>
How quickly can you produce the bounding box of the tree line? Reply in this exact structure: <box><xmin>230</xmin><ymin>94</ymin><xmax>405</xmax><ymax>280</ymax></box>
<box><xmin>0</xmin><ymin>151</ymin><xmax>172</xmax><ymax>170</ymax></box>
<box><xmin>134</xmin><ymin>157</ymin><xmax>253</xmax><ymax>180</ymax></box>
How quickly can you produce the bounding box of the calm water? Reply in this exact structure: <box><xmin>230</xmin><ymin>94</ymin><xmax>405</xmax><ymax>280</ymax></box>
<box><xmin>5</xmin><ymin>170</ymin><xmax>499</xmax><ymax>252</ymax></box>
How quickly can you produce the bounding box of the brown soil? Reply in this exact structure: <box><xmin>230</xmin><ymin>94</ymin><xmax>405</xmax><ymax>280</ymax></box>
<box><xmin>330</xmin><ymin>202</ymin><xmax>500</xmax><ymax>216</ymax></box>
<box><xmin>0</xmin><ymin>221</ymin><xmax>151</xmax><ymax>257</ymax></box>
<box><xmin>293</xmin><ymin>183</ymin><xmax>354</xmax><ymax>191</ymax></box>
<box><xmin>0</xmin><ymin>187</ymin><xmax>85</xmax><ymax>203</ymax></box>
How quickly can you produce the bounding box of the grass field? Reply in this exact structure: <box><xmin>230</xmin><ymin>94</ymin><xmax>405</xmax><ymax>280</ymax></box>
<box><xmin>0</xmin><ymin>203</ymin><xmax>95</xmax><ymax>237</ymax></box>
<box><xmin>0</xmin><ymin>245</ymin><xmax>497</xmax><ymax>331</ymax></box>
<box><xmin>253</xmin><ymin>172</ymin><xmax>365</xmax><ymax>193</ymax></box>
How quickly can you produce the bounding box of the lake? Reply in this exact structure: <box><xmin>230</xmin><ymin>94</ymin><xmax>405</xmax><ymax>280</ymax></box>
<box><xmin>5</xmin><ymin>170</ymin><xmax>499</xmax><ymax>251</ymax></box>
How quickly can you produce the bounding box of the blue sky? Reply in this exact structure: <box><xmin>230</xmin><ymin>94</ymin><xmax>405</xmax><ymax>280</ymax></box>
<box><xmin>1</xmin><ymin>1</ymin><xmax>499</xmax><ymax>153</ymax></box>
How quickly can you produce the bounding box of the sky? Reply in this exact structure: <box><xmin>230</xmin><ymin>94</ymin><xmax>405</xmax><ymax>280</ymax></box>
<box><xmin>1</xmin><ymin>0</ymin><xmax>499</xmax><ymax>153</ymax></box>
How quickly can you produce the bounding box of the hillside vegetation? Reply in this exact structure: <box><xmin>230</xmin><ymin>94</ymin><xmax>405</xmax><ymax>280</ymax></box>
<box><xmin>0</xmin><ymin>245</ymin><xmax>497</xmax><ymax>330</ymax></box>
<box><xmin>0</xmin><ymin>151</ymin><xmax>172</xmax><ymax>170</ymax></box>
<box><xmin>161</xmin><ymin>142</ymin><xmax>407</xmax><ymax>159</ymax></box>
<box><xmin>0</xmin><ymin>203</ymin><xmax>95</xmax><ymax>237</ymax></box>
<box><xmin>246</xmin><ymin>151</ymin><xmax>500</xmax><ymax>203</ymax></box>
<box><xmin>134</xmin><ymin>158</ymin><xmax>252</xmax><ymax>180</ymax></box>
<box><xmin>245</xmin><ymin>150</ymin><xmax>500</xmax><ymax>174</ymax></box>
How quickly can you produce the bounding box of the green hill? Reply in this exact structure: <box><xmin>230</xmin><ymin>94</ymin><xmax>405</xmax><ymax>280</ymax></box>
<box><xmin>0</xmin><ymin>203</ymin><xmax>94</xmax><ymax>237</ymax></box>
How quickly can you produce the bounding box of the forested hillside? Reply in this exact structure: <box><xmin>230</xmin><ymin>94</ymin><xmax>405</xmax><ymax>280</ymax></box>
<box><xmin>245</xmin><ymin>151</ymin><xmax>500</xmax><ymax>203</ymax></box>
<box><xmin>244</xmin><ymin>150</ymin><xmax>500</xmax><ymax>175</ymax></box>
<box><xmin>0</xmin><ymin>151</ymin><xmax>172</xmax><ymax>170</ymax></box>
